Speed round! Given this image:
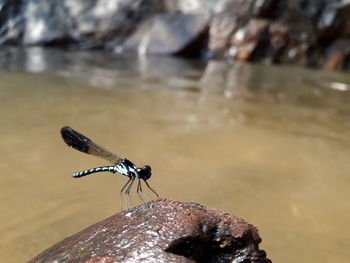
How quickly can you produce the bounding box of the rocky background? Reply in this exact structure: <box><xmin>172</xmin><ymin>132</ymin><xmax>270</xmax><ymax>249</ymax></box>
<box><xmin>1</xmin><ymin>0</ymin><xmax>350</xmax><ymax>71</ymax></box>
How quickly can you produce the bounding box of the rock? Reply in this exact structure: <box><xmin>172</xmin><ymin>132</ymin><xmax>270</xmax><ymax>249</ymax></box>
<box><xmin>160</xmin><ymin>0</ymin><xmax>216</xmax><ymax>16</ymax></box>
<box><xmin>2</xmin><ymin>0</ymin><xmax>350</xmax><ymax>69</ymax></box>
<box><xmin>215</xmin><ymin>0</ymin><xmax>256</xmax><ymax>18</ymax></box>
<box><xmin>119</xmin><ymin>13</ymin><xmax>209</xmax><ymax>56</ymax></box>
<box><xmin>208</xmin><ymin>0</ymin><xmax>350</xmax><ymax>69</ymax></box>
<box><xmin>22</xmin><ymin>0</ymin><xmax>75</xmax><ymax>45</ymax></box>
<box><xmin>317</xmin><ymin>1</ymin><xmax>350</xmax><ymax>41</ymax></box>
<box><xmin>229</xmin><ymin>19</ymin><xmax>269</xmax><ymax>62</ymax></box>
<box><xmin>251</xmin><ymin>0</ymin><xmax>277</xmax><ymax>18</ymax></box>
<box><xmin>208</xmin><ymin>0</ymin><xmax>269</xmax><ymax>59</ymax></box>
<box><xmin>269</xmin><ymin>19</ymin><xmax>317</xmax><ymax>66</ymax></box>
<box><xmin>208</xmin><ymin>12</ymin><xmax>238</xmax><ymax>58</ymax></box>
<box><xmin>28</xmin><ymin>199</ymin><xmax>271</xmax><ymax>263</ymax></box>
<box><xmin>208</xmin><ymin>0</ymin><xmax>272</xmax><ymax>58</ymax></box>
<box><xmin>1</xmin><ymin>0</ymin><xmax>158</xmax><ymax>46</ymax></box>
<box><xmin>0</xmin><ymin>0</ymin><xmax>24</xmax><ymax>45</ymax></box>
<box><xmin>323</xmin><ymin>38</ymin><xmax>350</xmax><ymax>71</ymax></box>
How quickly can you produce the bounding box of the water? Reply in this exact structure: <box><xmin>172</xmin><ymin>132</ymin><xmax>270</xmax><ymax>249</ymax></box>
<box><xmin>0</xmin><ymin>47</ymin><xmax>350</xmax><ymax>263</ymax></box>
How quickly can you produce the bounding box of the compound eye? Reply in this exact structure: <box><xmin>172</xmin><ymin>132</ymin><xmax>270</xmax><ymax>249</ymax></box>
<box><xmin>140</xmin><ymin>165</ymin><xmax>151</xmax><ymax>179</ymax></box>
<box><xmin>136</xmin><ymin>168</ymin><xmax>142</xmax><ymax>173</ymax></box>
<box><xmin>143</xmin><ymin>165</ymin><xmax>151</xmax><ymax>172</ymax></box>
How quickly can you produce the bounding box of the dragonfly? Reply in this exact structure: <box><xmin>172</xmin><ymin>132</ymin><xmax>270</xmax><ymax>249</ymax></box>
<box><xmin>60</xmin><ymin>126</ymin><xmax>160</xmax><ymax>210</ymax></box>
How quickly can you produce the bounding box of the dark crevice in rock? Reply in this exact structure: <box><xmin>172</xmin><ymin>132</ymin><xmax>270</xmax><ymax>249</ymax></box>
<box><xmin>175</xmin><ymin>28</ymin><xmax>209</xmax><ymax>59</ymax></box>
<box><xmin>165</xmin><ymin>226</ymin><xmax>270</xmax><ymax>263</ymax></box>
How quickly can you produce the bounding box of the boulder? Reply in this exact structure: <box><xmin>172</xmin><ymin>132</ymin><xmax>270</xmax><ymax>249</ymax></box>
<box><xmin>28</xmin><ymin>199</ymin><xmax>271</xmax><ymax>263</ymax></box>
<box><xmin>120</xmin><ymin>13</ymin><xmax>209</xmax><ymax>56</ymax></box>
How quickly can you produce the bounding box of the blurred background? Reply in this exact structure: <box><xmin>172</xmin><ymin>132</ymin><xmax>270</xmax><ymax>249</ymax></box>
<box><xmin>1</xmin><ymin>1</ymin><xmax>350</xmax><ymax>263</ymax></box>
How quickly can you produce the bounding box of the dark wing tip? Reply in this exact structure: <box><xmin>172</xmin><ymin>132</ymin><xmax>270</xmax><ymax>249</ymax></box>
<box><xmin>60</xmin><ymin>126</ymin><xmax>90</xmax><ymax>153</ymax></box>
<box><xmin>60</xmin><ymin>126</ymin><xmax>74</xmax><ymax>147</ymax></box>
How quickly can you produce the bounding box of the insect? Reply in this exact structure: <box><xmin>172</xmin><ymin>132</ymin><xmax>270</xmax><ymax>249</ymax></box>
<box><xmin>60</xmin><ymin>126</ymin><xmax>160</xmax><ymax>210</ymax></box>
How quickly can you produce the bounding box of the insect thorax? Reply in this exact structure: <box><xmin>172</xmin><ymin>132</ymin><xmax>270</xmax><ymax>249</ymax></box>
<box><xmin>116</xmin><ymin>158</ymin><xmax>152</xmax><ymax>179</ymax></box>
<box><xmin>115</xmin><ymin>158</ymin><xmax>138</xmax><ymax>178</ymax></box>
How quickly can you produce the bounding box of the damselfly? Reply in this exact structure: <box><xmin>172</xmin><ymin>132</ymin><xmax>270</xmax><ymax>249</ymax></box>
<box><xmin>60</xmin><ymin>126</ymin><xmax>160</xmax><ymax>210</ymax></box>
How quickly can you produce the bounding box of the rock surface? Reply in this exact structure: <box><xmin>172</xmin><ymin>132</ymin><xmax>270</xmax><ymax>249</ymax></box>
<box><xmin>28</xmin><ymin>199</ymin><xmax>271</xmax><ymax>263</ymax></box>
<box><xmin>121</xmin><ymin>13</ymin><xmax>209</xmax><ymax>56</ymax></box>
<box><xmin>208</xmin><ymin>0</ymin><xmax>350</xmax><ymax>69</ymax></box>
<box><xmin>2</xmin><ymin>0</ymin><xmax>350</xmax><ymax>70</ymax></box>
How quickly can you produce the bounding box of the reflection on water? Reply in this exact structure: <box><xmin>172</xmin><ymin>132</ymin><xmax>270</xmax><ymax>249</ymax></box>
<box><xmin>0</xmin><ymin>48</ymin><xmax>350</xmax><ymax>263</ymax></box>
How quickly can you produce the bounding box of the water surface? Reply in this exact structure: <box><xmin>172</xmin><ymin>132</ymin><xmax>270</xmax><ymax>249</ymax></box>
<box><xmin>0</xmin><ymin>48</ymin><xmax>349</xmax><ymax>263</ymax></box>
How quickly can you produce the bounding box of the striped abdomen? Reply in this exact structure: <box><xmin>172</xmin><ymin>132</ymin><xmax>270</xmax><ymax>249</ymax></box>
<box><xmin>72</xmin><ymin>166</ymin><xmax>117</xmax><ymax>178</ymax></box>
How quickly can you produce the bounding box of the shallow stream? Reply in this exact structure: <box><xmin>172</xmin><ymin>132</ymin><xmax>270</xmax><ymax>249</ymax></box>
<box><xmin>0</xmin><ymin>47</ymin><xmax>349</xmax><ymax>263</ymax></box>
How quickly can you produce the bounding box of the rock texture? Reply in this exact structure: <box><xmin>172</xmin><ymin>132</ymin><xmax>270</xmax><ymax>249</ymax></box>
<box><xmin>121</xmin><ymin>13</ymin><xmax>209</xmax><ymax>56</ymax></box>
<box><xmin>209</xmin><ymin>0</ymin><xmax>350</xmax><ymax>70</ymax></box>
<box><xmin>28</xmin><ymin>199</ymin><xmax>271</xmax><ymax>263</ymax></box>
<box><xmin>2</xmin><ymin>0</ymin><xmax>350</xmax><ymax>70</ymax></box>
<box><xmin>0</xmin><ymin>0</ymin><xmax>158</xmax><ymax>47</ymax></box>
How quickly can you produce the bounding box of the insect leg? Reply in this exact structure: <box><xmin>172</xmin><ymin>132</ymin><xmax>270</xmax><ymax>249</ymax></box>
<box><xmin>125</xmin><ymin>177</ymin><xmax>135</xmax><ymax>209</ymax></box>
<box><xmin>120</xmin><ymin>177</ymin><xmax>132</xmax><ymax>211</ymax></box>
<box><xmin>143</xmin><ymin>179</ymin><xmax>161</xmax><ymax>199</ymax></box>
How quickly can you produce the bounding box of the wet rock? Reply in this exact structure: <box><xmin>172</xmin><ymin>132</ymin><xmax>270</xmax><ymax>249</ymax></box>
<box><xmin>271</xmin><ymin>20</ymin><xmax>317</xmax><ymax>66</ymax></box>
<box><xmin>208</xmin><ymin>0</ymin><xmax>276</xmax><ymax>59</ymax></box>
<box><xmin>229</xmin><ymin>19</ymin><xmax>269</xmax><ymax>62</ymax></box>
<box><xmin>317</xmin><ymin>1</ymin><xmax>350</xmax><ymax>41</ymax></box>
<box><xmin>324</xmin><ymin>38</ymin><xmax>350</xmax><ymax>71</ymax></box>
<box><xmin>28</xmin><ymin>200</ymin><xmax>271</xmax><ymax>263</ymax></box>
<box><xmin>2</xmin><ymin>0</ymin><xmax>350</xmax><ymax>69</ymax></box>
<box><xmin>1</xmin><ymin>0</ymin><xmax>157</xmax><ymax>47</ymax></box>
<box><xmin>119</xmin><ymin>13</ymin><xmax>209</xmax><ymax>56</ymax></box>
<box><xmin>208</xmin><ymin>12</ymin><xmax>238</xmax><ymax>58</ymax></box>
<box><xmin>267</xmin><ymin>20</ymin><xmax>289</xmax><ymax>63</ymax></box>
<box><xmin>208</xmin><ymin>0</ymin><xmax>272</xmax><ymax>58</ymax></box>
<box><xmin>0</xmin><ymin>0</ymin><xmax>24</xmax><ymax>45</ymax></box>
<box><xmin>216</xmin><ymin>0</ymin><xmax>255</xmax><ymax>18</ymax></box>
<box><xmin>251</xmin><ymin>0</ymin><xmax>277</xmax><ymax>18</ymax></box>
<box><xmin>161</xmin><ymin>0</ymin><xmax>216</xmax><ymax>16</ymax></box>
<box><xmin>208</xmin><ymin>0</ymin><xmax>350</xmax><ymax>70</ymax></box>
<box><xmin>22</xmin><ymin>0</ymin><xmax>75</xmax><ymax>45</ymax></box>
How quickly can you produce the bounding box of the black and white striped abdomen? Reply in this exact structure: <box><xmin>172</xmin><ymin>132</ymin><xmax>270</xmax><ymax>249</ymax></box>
<box><xmin>72</xmin><ymin>166</ymin><xmax>117</xmax><ymax>178</ymax></box>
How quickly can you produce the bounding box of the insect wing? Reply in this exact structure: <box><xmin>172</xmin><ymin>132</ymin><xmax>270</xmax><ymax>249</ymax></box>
<box><xmin>61</xmin><ymin>126</ymin><xmax>122</xmax><ymax>164</ymax></box>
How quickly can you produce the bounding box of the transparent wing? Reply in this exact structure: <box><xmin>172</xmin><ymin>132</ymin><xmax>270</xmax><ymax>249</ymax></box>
<box><xmin>61</xmin><ymin>126</ymin><xmax>122</xmax><ymax>164</ymax></box>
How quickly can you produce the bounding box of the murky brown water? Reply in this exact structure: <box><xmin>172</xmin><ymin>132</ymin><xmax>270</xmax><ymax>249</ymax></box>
<box><xmin>0</xmin><ymin>48</ymin><xmax>350</xmax><ymax>263</ymax></box>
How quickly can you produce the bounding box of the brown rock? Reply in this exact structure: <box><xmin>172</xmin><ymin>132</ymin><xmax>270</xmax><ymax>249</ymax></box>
<box><xmin>209</xmin><ymin>13</ymin><xmax>238</xmax><ymax>58</ymax></box>
<box><xmin>229</xmin><ymin>19</ymin><xmax>269</xmax><ymax>62</ymax></box>
<box><xmin>28</xmin><ymin>199</ymin><xmax>271</xmax><ymax>263</ymax></box>
<box><xmin>269</xmin><ymin>19</ymin><xmax>317</xmax><ymax>66</ymax></box>
<box><xmin>324</xmin><ymin>38</ymin><xmax>350</xmax><ymax>71</ymax></box>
